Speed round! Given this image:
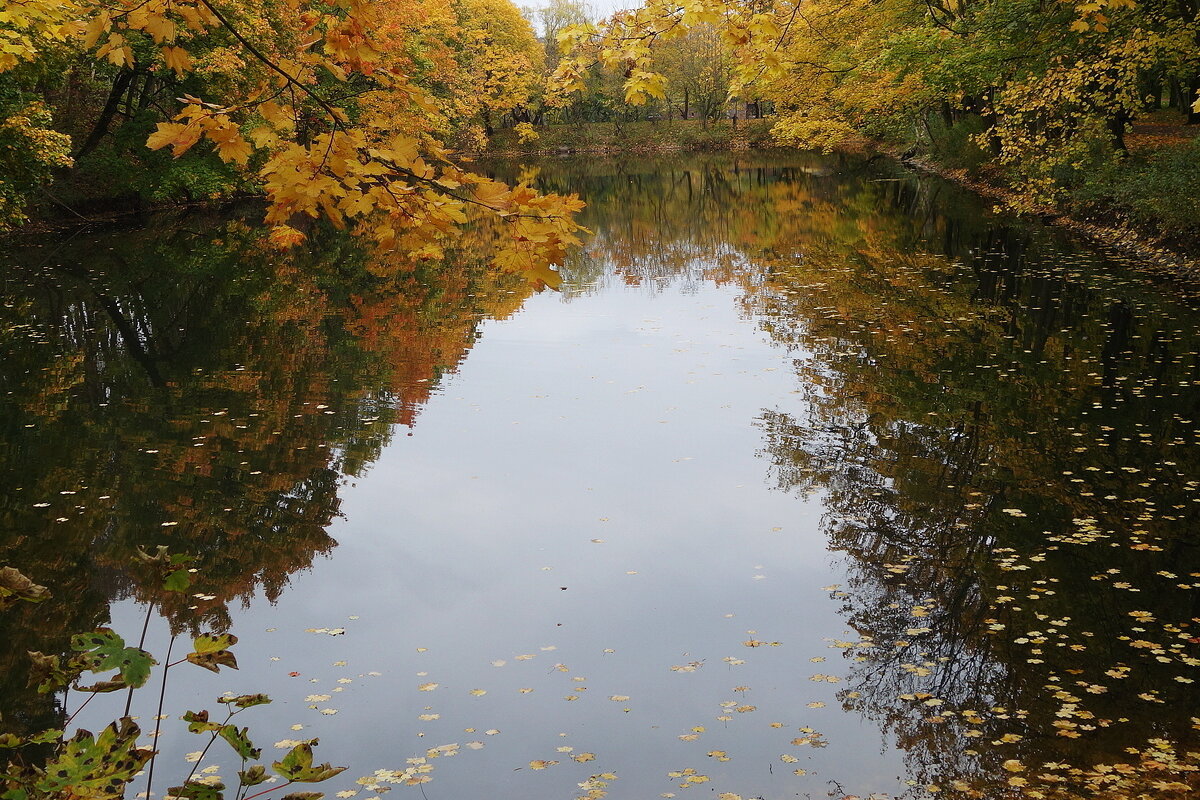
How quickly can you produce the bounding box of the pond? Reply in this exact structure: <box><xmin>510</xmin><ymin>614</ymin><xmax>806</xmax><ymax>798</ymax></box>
<box><xmin>2</xmin><ymin>151</ymin><xmax>1199</xmax><ymax>800</ymax></box>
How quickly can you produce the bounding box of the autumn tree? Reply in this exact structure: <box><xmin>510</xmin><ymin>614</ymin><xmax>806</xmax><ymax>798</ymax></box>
<box><xmin>0</xmin><ymin>0</ymin><xmax>582</xmax><ymax>282</ymax></box>
<box><xmin>526</xmin><ymin>0</ymin><xmax>592</xmax><ymax>69</ymax></box>
<box><xmin>552</xmin><ymin>0</ymin><xmax>1200</xmax><ymax>211</ymax></box>
<box><xmin>655</xmin><ymin>24</ymin><xmax>733</xmax><ymax>122</ymax></box>
<box><xmin>452</xmin><ymin>0</ymin><xmax>546</xmax><ymax>141</ymax></box>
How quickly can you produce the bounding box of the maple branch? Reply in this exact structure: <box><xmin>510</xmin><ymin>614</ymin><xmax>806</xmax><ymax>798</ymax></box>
<box><xmin>194</xmin><ymin>0</ymin><xmax>347</xmax><ymax>129</ymax></box>
<box><xmin>371</xmin><ymin>157</ymin><xmax>570</xmax><ymax>221</ymax></box>
<box><xmin>774</xmin><ymin>2</ymin><xmax>803</xmax><ymax>52</ymax></box>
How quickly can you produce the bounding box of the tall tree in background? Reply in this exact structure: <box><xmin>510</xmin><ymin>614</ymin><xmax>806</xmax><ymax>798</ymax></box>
<box><xmin>655</xmin><ymin>24</ymin><xmax>732</xmax><ymax>122</ymax></box>
<box><xmin>553</xmin><ymin>0</ymin><xmax>1200</xmax><ymax>207</ymax></box>
<box><xmin>453</xmin><ymin>0</ymin><xmax>545</xmax><ymax>142</ymax></box>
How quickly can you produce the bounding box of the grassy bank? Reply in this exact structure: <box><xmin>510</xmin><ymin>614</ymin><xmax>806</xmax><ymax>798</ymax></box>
<box><xmin>483</xmin><ymin>118</ymin><xmax>775</xmax><ymax>155</ymax></box>
<box><xmin>909</xmin><ymin>110</ymin><xmax>1200</xmax><ymax>259</ymax></box>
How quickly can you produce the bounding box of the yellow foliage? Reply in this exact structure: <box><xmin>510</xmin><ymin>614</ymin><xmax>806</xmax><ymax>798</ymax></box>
<box><xmin>11</xmin><ymin>0</ymin><xmax>584</xmax><ymax>282</ymax></box>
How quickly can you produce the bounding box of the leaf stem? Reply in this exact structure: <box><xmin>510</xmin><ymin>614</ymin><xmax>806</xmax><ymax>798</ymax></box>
<box><xmin>125</xmin><ymin>600</ymin><xmax>156</xmax><ymax>717</ymax></box>
<box><xmin>64</xmin><ymin>688</ymin><xmax>98</xmax><ymax>727</ymax></box>
<box><xmin>179</xmin><ymin>706</ymin><xmax>236</xmax><ymax>788</ymax></box>
<box><xmin>144</xmin><ymin>633</ymin><xmax>176</xmax><ymax>800</ymax></box>
<box><xmin>244</xmin><ymin>780</ymin><xmax>292</xmax><ymax>800</ymax></box>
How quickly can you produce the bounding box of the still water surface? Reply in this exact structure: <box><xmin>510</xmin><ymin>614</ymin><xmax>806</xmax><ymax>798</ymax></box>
<box><xmin>2</xmin><ymin>151</ymin><xmax>1199</xmax><ymax>799</ymax></box>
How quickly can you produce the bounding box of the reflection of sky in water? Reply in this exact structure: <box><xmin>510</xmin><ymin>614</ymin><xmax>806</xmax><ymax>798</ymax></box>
<box><xmin>26</xmin><ymin>151</ymin><xmax>1199</xmax><ymax>800</ymax></box>
<box><xmin>106</xmin><ymin>277</ymin><xmax>907</xmax><ymax>797</ymax></box>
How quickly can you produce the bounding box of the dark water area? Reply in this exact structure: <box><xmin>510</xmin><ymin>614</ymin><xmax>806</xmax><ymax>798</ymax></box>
<box><xmin>2</xmin><ymin>151</ymin><xmax>1198</xmax><ymax>799</ymax></box>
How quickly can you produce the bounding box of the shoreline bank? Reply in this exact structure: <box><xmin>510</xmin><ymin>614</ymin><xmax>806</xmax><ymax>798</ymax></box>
<box><xmin>896</xmin><ymin>154</ymin><xmax>1200</xmax><ymax>284</ymax></box>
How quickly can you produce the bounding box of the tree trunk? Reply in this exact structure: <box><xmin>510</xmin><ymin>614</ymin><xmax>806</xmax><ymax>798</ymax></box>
<box><xmin>980</xmin><ymin>89</ymin><xmax>1002</xmax><ymax>156</ymax></box>
<box><xmin>683</xmin><ymin>87</ymin><xmax>689</xmax><ymax>120</ymax></box>
<box><xmin>1141</xmin><ymin>71</ymin><xmax>1162</xmax><ymax>110</ymax></box>
<box><xmin>1168</xmin><ymin>77</ymin><xmax>1183</xmax><ymax>110</ymax></box>
<box><xmin>74</xmin><ymin>68</ymin><xmax>135</xmax><ymax>160</ymax></box>
<box><xmin>137</xmin><ymin>73</ymin><xmax>156</xmax><ymax>110</ymax></box>
<box><xmin>940</xmin><ymin>101</ymin><xmax>954</xmax><ymax>128</ymax></box>
<box><xmin>1107</xmin><ymin>109</ymin><xmax>1129</xmax><ymax>152</ymax></box>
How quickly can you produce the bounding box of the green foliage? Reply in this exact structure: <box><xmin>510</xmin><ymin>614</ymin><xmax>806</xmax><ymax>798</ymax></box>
<box><xmin>273</xmin><ymin>742</ymin><xmax>348</xmax><ymax>783</ymax></box>
<box><xmin>1073</xmin><ymin>138</ymin><xmax>1200</xmax><ymax>245</ymax></box>
<box><xmin>73</xmin><ymin>119</ymin><xmax>245</xmax><ymax>206</ymax></box>
<box><xmin>168</xmin><ymin>780</ymin><xmax>227</xmax><ymax>800</ymax></box>
<box><xmin>924</xmin><ymin>114</ymin><xmax>991</xmax><ymax>171</ymax></box>
<box><xmin>1</xmin><ymin>562</ymin><xmax>344</xmax><ymax>800</ymax></box>
<box><xmin>0</xmin><ymin>100</ymin><xmax>72</xmax><ymax>229</ymax></box>
<box><xmin>219</xmin><ymin>725</ymin><xmax>259</xmax><ymax>760</ymax></box>
<box><xmin>185</xmin><ymin>633</ymin><xmax>239</xmax><ymax>673</ymax></box>
<box><xmin>70</xmin><ymin>628</ymin><xmax>157</xmax><ymax>689</ymax></box>
<box><xmin>34</xmin><ymin>720</ymin><xmax>151</xmax><ymax>798</ymax></box>
<box><xmin>138</xmin><ymin>546</ymin><xmax>196</xmax><ymax>592</ymax></box>
<box><xmin>238</xmin><ymin>765</ymin><xmax>269</xmax><ymax>787</ymax></box>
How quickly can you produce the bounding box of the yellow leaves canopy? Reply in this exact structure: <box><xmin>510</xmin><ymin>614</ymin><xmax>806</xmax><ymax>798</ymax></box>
<box><xmin>12</xmin><ymin>0</ymin><xmax>582</xmax><ymax>283</ymax></box>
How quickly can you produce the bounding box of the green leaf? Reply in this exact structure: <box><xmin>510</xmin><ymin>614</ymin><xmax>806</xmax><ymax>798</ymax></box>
<box><xmin>219</xmin><ymin>693</ymin><xmax>271</xmax><ymax>708</ymax></box>
<box><xmin>69</xmin><ymin>628</ymin><xmax>157</xmax><ymax>688</ymax></box>
<box><xmin>193</xmin><ymin>634</ymin><xmax>237</xmax><ymax>654</ymax></box>
<box><xmin>219</xmin><ymin>725</ymin><xmax>260</xmax><ymax>760</ymax></box>
<box><xmin>34</xmin><ymin>718</ymin><xmax>151</xmax><ymax>798</ymax></box>
<box><xmin>272</xmin><ymin>742</ymin><xmax>347</xmax><ymax>783</ymax></box>
<box><xmin>281</xmin><ymin>794</ymin><xmax>324</xmax><ymax>800</ymax></box>
<box><xmin>238</xmin><ymin>765</ymin><xmax>268</xmax><ymax>787</ymax></box>
<box><xmin>70</xmin><ymin>628</ymin><xmax>123</xmax><ymax>655</ymax></box>
<box><xmin>163</xmin><ymin>569</ymin><xmax>192</xmax><ymax>593</ymax></box>
<box><xmin>0</xmin><ymin>566</ymin><xmax>50</xmax><ymax>608</ymax></box>
<box><xmin>0</xmin><ymin>734</ymin><xmax>23</xmax><ymax>748</ymax></box>
<box><xmin>2</xmin><ymin>788</ymin><xmax>30</xmax><ymax>800</ymax></box>
<box><xmin>187</xmin><ymin>632</ymin><xmax>239</xmax><ymax>672</ymax></box>
<box><xmin>114</xmin><ymin>648</ymin><xmax>155</xmax><ymax>688</ymax></box>
<box><xmin>28</xmin><ymin>728</ymin><xmax>62</xmax><ymax>744</ymax></box>
<box><xmin>167</xmin><ymin>781</ymin><xmax>226</xmax><ymax>800</ymax></box>
<box><xmin>183</xmin><ymin>710</ymin><xmax>223</xmax><ymax>734</ymax></box>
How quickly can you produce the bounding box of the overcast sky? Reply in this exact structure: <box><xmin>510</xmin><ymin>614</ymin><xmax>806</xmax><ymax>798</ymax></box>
<box><xmin>522</xmin><ymin>0</ymin><xmax>640</xmax><ymax>25</ymax></box>
<box><xmin>587</xmin><ymin>0</ymin><xmax>638</xmax><ymax>15</ymax></box>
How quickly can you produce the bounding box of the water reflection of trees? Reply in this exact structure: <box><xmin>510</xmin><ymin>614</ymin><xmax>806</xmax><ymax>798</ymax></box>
<box><xmin>724</xmin><ymin>184</ymin><xmax>1200</xmax><ymax>792</ymax></box>
<box><xmin>527</xmin><ymin>152</ymin><xmax>1200</xmax><ymax>793</ymax></box>
<box><xmin>524</xmin><ymin>152</ymin><xmax>869</xmax><ymax>294</ymax></box>
<box><xmin>5</xmin><ymin>154</ymin><xmax>1198</xmax><ymax>793</ymax></box>
<box><xmin>0</xmin><ymin>210</ymin><xmax>540</xmax><ymax>737</ymax></box>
